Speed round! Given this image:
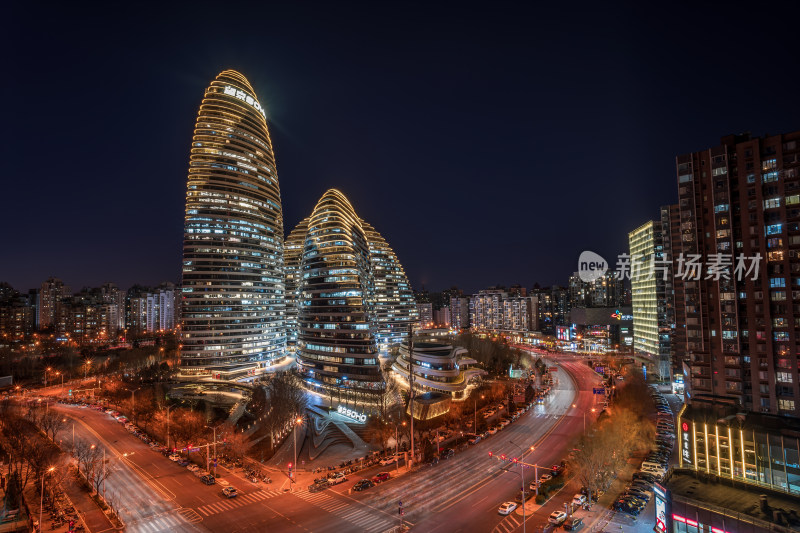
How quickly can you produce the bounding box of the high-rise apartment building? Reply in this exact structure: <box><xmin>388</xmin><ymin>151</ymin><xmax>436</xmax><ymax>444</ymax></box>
<box><xmin>569</xmin><ymin>270</ymin><xmax>624</xmax><ymax>309</ymax></box>
<box><xmin>450</xmin><ymin>296</ymin><xmax>470</xmax><ymax>330</ymax></box>
<box><xmin>180</xmin><ymin>70</ymin><xmax>286</xmax><ymax>379</ymax></box>
<box><xmin>469</xmin><ymin>289</ymin><xmax>536</xmax><ymax>332</ymax></box>
<box><xmin>674</xmin><ymin>131</ymin><xmax>800</xmax><ymax>416</ymax></box>
<box><xmin>39</xmin><ymin>277</ymin><xmax>70</xmax><ymax>329</ymax></box>
<box><xmin>416</xmin><ymin>303</ymin><xmax>433</xmax><ymax>327</ymax></box>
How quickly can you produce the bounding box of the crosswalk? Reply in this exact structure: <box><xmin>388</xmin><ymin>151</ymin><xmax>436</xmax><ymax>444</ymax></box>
<box><xmin>293</xmin><ymin>489</ymin><xmax>395</xmax><ymax>533</ymax></box>
<box><xmin>493</xmin><ymin>512</ymin><xmax>522</xmax><ymax>533</ymax></box>
<box><xmin>127</xmin><ymin>511</ymin><xmax>191</xmax><ymax>532</ymax></box>
<box><xmin>195</xmin><ymin>489</ymin><xmax>282</xmax><ymax>516</ymax></box>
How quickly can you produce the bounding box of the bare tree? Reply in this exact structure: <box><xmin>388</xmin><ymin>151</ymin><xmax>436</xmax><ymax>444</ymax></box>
<box><xmin>39</xmin><ymin>410</ymin><xmax>68</xmax><ymax>442</ymax></box>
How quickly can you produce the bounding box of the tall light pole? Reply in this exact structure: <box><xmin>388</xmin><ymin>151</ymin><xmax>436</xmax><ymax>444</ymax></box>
<box><xmin>39</xmin><ymin>466</ymin><xmax>54</xmax><ymax>531</ymax></box>
<box><xmin>407</xmin><ymin>325</ymin><xmax>415</xmax><ymax>467</ymax></box>
<box><xmin>474</xmin><ymin>394</ymin><xmax>485</xmax><ymax>433</ymax></box>
<box><xmin>293</xmin><ymin>416</ymin><xmax>302</xmax><ymax>490</ymax></box>
<box><xmin>44</xmin><ymin>367</ymin><xmax>51</xmax><ymax>388</ymax></box>
<box><xmin>166</xmin><ymin>405</ymin><xmax>172</xmax><ymax>450</ymax></box>
<box><xmin>509</xmin><ymin>440</ymin><xmax>528</xmax><ymax>533</ymax></box>
<box><xmin>125</xmin><ymin>387</ymin><xmax>140</xmax><ymax>419</ymax></box>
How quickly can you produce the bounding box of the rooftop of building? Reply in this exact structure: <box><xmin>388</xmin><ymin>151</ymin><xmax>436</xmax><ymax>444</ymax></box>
<box><xmin>667</xmin><ymin>470</ymin><xmax>800</xmax><ymax>531</ymax></box>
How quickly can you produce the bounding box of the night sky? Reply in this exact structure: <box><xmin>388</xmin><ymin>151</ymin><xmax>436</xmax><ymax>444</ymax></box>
<box><xmin>4</xmin><ymin>1</ymin><xmax>800</xmax><ymax>294</ymax></box>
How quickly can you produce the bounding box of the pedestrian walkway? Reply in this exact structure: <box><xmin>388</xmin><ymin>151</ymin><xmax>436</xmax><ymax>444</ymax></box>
<box><xmin>195</xmin><ymin>489</ymin><xmax>282</xmax><ymax>517</ymax></box>
<box><xmin>493</xmin><ymin>512</ymin><xmax>522</xmax><ymax>533</ymax></box>
<box><xmin>126</xmin><ymin>509</ymin><xmax>190</xmax><ymax>532</ymax></box>
<box><xmin>293</xmin><ymin>489</ymin><xmax>395</xmax><ymax>533</ymax></box>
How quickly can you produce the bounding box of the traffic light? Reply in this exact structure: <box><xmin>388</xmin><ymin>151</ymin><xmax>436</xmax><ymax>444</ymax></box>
<box><xmin>288</xmin><ymin>462</ymin><xmax>293</xmax><ymax>473</ymax></box>
<box><xmin>488</xmin><ymin>451</ymin><xmax>493</xmax><ymax>457</ymax></box>
<box><xmin>500</xmin><ymin>454</ymin><xmax>506</xmax><ymax>461</ymax></box>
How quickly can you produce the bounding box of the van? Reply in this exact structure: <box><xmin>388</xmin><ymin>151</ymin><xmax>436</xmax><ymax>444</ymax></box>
<box><xmin>641</xmin><ymin>461</ymin><xmax>663</xmax><ymax>471</ymax></box>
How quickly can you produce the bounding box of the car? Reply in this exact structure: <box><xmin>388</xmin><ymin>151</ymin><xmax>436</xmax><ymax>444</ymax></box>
<box><xmin>379</xmin><ymin>455</ymin><xmax>397</xmax><ymax>466</ymax></box>
<box><xmin>499</xmin><ymin>419</ymin><xmax>511</xmax><ymax>428</ymax></box>
<box><xmin>548</xmin><ymin>511</ymin><xmax>568</xmax><ymax>525</ymax></box>
<box><xmin>468</xmin><ymin>435</ymin><xmax>482</xmax><ymax>445</ymax></box>
<box><xmin>624</xmin><ymin>489</ymin><xmax>650</xmax><ymax>501</ymax></box>
<box><xmin>201</xmin><ymin>475</ymin><xmax>215</xmax><ymax>485</ymax></box>
<box><xmin>353</xmin><ymin>479</ymin><xmax>374</xmax><ymax>491</ymax></box>
<box><xmin>186</xmin><ymin>464</ymin><xmax>199</xmax><ymax>472</ymax></box>
<box><xmin>328</xmin><ymin>472</ymin><xmax>347</xmax><ymax>485</ymax></box>
<box><xmin>515</xmin><ymin>490</ymin><xmax>534</xmax><ymax>503</ymax></box>
<box><xmin>443</xmin><ymin>448</ymin><xmax>455</xmax><ymax>459</ymax></box>
<box><xmin>169</xmin><ymin>453</ymin><xmax>181</xmax><ymax>461</ymax></box>
<box><xmin>487</xmin><ymin>427</ymin><xmax>498</xmax><ymax>435</ymax></box>
<box><xmin>539</xmin><ymin>473</ymin><xmax>553</xmax><ymax>484</ymax></box>
<box><xmin>633</xmin><ymin>471</ymin><xmax>656</xmax><ymax>483</ymax></box>
<box><xmin>222</xmin><ymin>486</ymin><xmax>237</xmax><ymax>498</ymax></box>
<box><xmin>309</xmin><ymin>479</ymin><xmax>329</xmax><ymax>492</ymax></box>
<box><xmin>177</xmin><ymin>460</ymin><xmax>190</xmax><ymax>467</ymax></box>
<box><xmin>564</xmin><ymin>517</ymin><xmax>584</xmax><ymax>531</ymax></box>
<box><xmin>372</xmin><ymin>472</ymin><xmax>391</xmax><ymax>483</ymax></box>
<box><xmin>425</xmin><ymin>456</ymin><xmax>440</xmax><ymax>466</ymax></box>
<box><xmin>498</xmin><ymin>502</ymin><xmax>518</xmax><ymax>515</ymax></box>
<box><xmin>194</xmin><ymin>469</ymin><xmax>210</xmax><ymax>478</ymax></box>
<box><xmin>572</xmin><ymin>494</ymin><xmax>587</xmax><ymax>507</ymax></box>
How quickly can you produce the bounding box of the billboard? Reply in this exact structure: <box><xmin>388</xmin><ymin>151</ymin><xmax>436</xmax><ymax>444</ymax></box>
<box><xmin>570</xmin><ymin>306</ymin><xmax>633</xmax><ymax>327</ymax></box>
<box><xmin>654</xmin><ymin>483</ymin><xmax>671</xmax><ymax>533</ymax></box>
<box><xmin>556</xmin><ymin>326</ymin><xmax>571</xmax><ymax>341</ymax></box>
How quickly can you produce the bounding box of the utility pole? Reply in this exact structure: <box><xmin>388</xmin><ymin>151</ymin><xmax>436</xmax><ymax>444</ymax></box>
<box><xmin>408</xmin><ymin>324</ymin><xmax>415</xmax><ymax>468</ymax></box>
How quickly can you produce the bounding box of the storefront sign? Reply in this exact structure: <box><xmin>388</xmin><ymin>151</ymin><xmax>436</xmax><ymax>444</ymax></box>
<box><xmin>337</xmin><ymin>405</ymin><xmax>367</xmax><ymax>423</ymax></box>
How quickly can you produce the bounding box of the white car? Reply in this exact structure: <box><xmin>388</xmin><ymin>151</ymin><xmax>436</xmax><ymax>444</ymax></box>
<box><xmin>186</xmin><ymin>464</ymin><xmax>199</xmax><ymax>472</ymax></box>
<box><xmin>498</xmin><ymin>502</ymin><xmax>518</xmax><ymax>515</ymax></box>
<box><xmin>539</xmin><ymin>473</ymin><xmax>553</xmax><ymax>484</ymax></box>
<box><xmin>328</xmin><ymin>472</ymin><xmax>347</xmax><ymax>485</ymax></box>
<box><xmin>168</xmin><ymin>454</ymin><xmax>181</xmax><ymax>462</ymax></box>
<box><xmin>380</xmin><ymin>455</ymin><xmax>399</xmax><ymax>466</ymax></box>
<box><xmin>222</xmin><ymin>486</ymin><xmax>237</xmax><ymax>498</ymax></box>
<box><xmin>549</xmin><ymin>511</ymin><xmax>568</xmax><ymax>525</ymax></box>
<box><xmin>572</xmin><ymin>494</ymin><xmax>587</xmax><ymax>506</ymax></box>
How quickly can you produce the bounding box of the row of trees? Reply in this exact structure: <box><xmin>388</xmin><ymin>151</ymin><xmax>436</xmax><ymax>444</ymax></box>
<box><xmin>571</xmin><ymin>371</ymin><xmax>654</xmax><ymax>499</ymax></box>
<box><xmin>250</xmin><ymin>372</ymin><xmax>308</xmax><ymax>452</ymax></box>
<box><xmin>0</xmin><ymin>400</ymin><xmax>67</xmax><ymax>512</ymax></box>
<box><xmin>454</xmin><ymin>333</ymin><xmax>529</xmax><ymax>375</ymax></box>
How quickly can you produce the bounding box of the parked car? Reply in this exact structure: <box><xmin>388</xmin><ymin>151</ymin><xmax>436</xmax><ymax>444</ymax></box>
<box><xmin>571</xmin><ymin>494</ymin><xmax>587</xmax><ymax>507</ymax></box>
<box><xmin>468</xmin><ymin>434</ymin><xmax>482</xmax><ymax>445</ymax></box>
<box><xmin>548</xmin><ymin>511</ymin><xmax>568</xmax><ymax>525</ymax></box>
<box><xmin>353</xmin><ymin>479</ymin><xmax>374</xmax><ymax>491</ymax></box>
<box><xmin>498</xmin><ymin>502</ymin><xmax>518</xmax><ymax>515</ymax></box>
<box><xmin>443</xmin><ymin>448</ymin><xmax>455</xmax><ymax>459</ymax></box>
<box><xmin>201</xmin><ymin>475</ymin><xmax>215</xmax><ymax>485</ymax></box>
<box><xmin>186</xmin><ymin>464</ymin><xmax>199</xmax><ymax>472</ymax></box>
<box><xmin>222</xmin><ymin>486</ymin><xmax>237</xmax><ymax>498</ymax></box>
<box><xmin>379</xmin><ymin>455</ymin><xmax>398</xmax><ymax>466</ymax></box>
<box><xmin>372</xmin><ymin>472</ymin><xmax>390</xmax><ymax>483</ymax></box>
<box><xmin>539</xmin><ymin>473</ymin><xmax>553</xmax><ymax>484</ymax></box>
<box><xmin>169</xmin><ymin>453</ymin><xmax>181</xmax><ymax>462</ymax></box>
<box><xmin>564</xmin><ymin>517</ymin><xmax>584</xmax><ymax>531</ymax></box>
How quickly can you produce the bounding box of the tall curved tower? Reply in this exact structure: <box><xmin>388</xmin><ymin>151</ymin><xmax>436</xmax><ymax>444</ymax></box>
<box><xmin>284</xmin><ymin>216</ymin><xmax>309</xmax><ymax>351</ymax></box>
<box><xmin>296</xmin><ymin>190</ymin><xmax>381</xmax><ymax>392</ymax></box>
<box><xmin>180</xmin><ymin>70</ymin><xmax>286</xmax><ymax>380</ymax></box>
<box><xmin>361</xmin><ymin>222</ymin><xmax>418</xmax><ymax>351</ymax></box>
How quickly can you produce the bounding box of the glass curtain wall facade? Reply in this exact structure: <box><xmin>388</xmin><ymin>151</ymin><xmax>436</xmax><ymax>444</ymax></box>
<box><xmin>180</xmin><ymin>70</ymin><xmax>286</xmax><ymax>379</ymax></box>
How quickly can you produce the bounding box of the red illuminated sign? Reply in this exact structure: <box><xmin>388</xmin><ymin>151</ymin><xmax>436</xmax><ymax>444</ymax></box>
<box><xmin>682</xmin><ymin>422</ymin><xmax>689</xmax><ymax>432</ymax></box>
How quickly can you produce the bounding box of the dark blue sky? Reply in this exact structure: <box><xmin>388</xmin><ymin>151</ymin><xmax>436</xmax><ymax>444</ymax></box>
<box><xmin>3</xmin><ymin>1</ymin><xmax>799</xmax><ymax>294</ymax></box>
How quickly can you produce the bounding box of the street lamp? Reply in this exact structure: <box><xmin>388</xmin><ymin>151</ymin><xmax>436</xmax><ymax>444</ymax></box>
<box><xmin>166</xmin><ymin>405</ymin><xmax>172</xmax><ymax>450</ymax></box>
<box><xmin>293</xmin><ymin>416</ymin><xmax>303</xmax><ymax>489</ymax></box>
<box><xmin>474</xmin><ymin>394</ymin><xmax>484</xmax><ymax>432</ymax></box>
<box><xmin>509</xmin><ymin>440</ymin><xmax>528</xmax><ymax>533</ymax></box>
<box><xmin>39</xmin><ymin>466</ymin><xmax>55</xmax><ymax>531</ymax></box>
<box><xmin>44</xmin><ymin>367</ymin><xmax>52</xmax><ymax>388</ymax></box>
<box><xmin>125</xmin><ymin>387</ymin><xmax>140</xmax><ymax>420</ymax></box>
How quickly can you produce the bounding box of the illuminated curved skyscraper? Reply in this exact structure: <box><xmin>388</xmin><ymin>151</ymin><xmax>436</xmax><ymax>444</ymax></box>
<box><xmin>180</xmin><ymin>70</ymin><xmax>286</xmax><ymax>380</ymax></box>
<box><xmin>361</xmin><ymin>222</ymin><xmax>418</xmax><ymax>351</ymax></box>
<box><xmin>290</xmin><ymin>189</ymin><xmax>416</xmax><ymax>394</ymax></box>
<box><xmin>284</xmin><ymin>216</ymin><xmax>309</xmax><ymax>351</ymax></box>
